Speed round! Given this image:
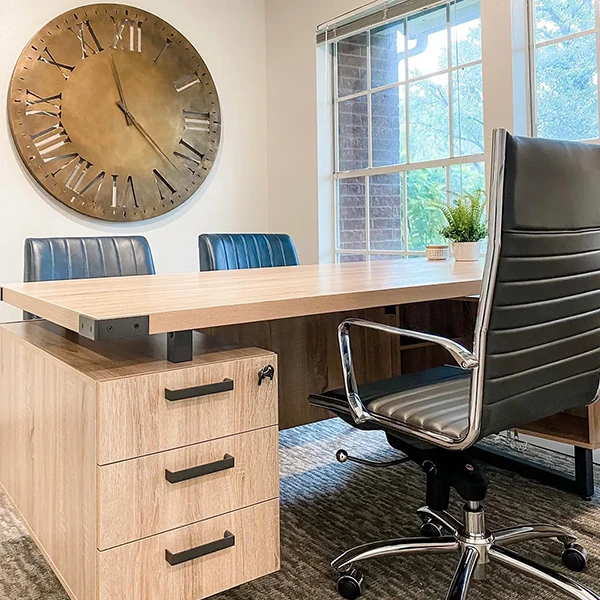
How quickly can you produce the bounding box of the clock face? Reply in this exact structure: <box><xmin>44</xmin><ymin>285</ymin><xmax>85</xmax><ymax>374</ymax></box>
<box><xmin>8</xmin><ymin>4</ymin><xmax>221</xmax><ymax>221</ymax></box>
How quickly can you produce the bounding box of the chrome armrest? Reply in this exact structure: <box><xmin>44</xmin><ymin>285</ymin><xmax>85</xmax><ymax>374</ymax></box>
<box><xmin>337</xmin><ymin>318</ymin><xmax>478</xmax><ymax>430</ymax></box>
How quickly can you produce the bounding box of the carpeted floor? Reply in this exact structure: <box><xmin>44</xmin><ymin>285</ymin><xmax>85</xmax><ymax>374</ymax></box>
<box><xmin>1</xmin><ymin>418</ymin><xmax>600</xmax><ymax>600</ymax></box>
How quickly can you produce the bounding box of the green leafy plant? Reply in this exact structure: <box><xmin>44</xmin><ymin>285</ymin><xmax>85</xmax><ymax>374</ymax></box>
<box><xmin>430</xmin><ymin>189</ymin><xmax>488</xmax><ymax>243</ymax></box>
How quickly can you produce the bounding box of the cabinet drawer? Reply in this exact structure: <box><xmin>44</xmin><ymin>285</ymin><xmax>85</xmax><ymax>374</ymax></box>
<box><xmin>97</xmin><ymin>426</ymin><xmax>279</xmax><ymax>549</ymax></box>
<box><xmin>97</xmin><ymin>500</ymin><xmax>280</xmax><ymax>600</ymax></box>
<box><xmin>97</xmin><ymin>354</ymin><xmax>278</xmax><ymax>464</ymax></box>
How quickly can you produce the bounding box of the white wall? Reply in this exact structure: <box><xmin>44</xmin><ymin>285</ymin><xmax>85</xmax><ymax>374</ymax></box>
<box><xmin>265</xmin><ymin>0</ymin><xmax>366</xmax><ymax>265</ymax></box>
<box><xmin>0</xmin><ymin>0</ymin><xmax>268</xmax><ymax>321</ymax></box>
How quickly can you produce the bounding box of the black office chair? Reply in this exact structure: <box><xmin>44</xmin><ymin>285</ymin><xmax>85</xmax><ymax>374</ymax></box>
<box><xmin>198</xmin><ymin>233</ymin><xmax>299</xmax><ymax>271</ymax></box>
<box><xmin>23</xmin><ymin>236</ymin><xmax>155</xmax><ymax>318</ymax></box>
<box><xmin>309</xmin><ymin>130</ymin><xmax>600</xmax><ymax>600</ymax></box>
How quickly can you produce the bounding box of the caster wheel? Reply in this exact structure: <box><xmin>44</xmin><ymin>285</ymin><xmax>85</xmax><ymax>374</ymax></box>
<box><xmin>337</xmin><ymin>568</ymin><xmax>364</xmax><ymax>600</ymax></box>
<box><xmin>562</xmin><ymin>544</ymin><xmax>588</xmax><ymax>572</ymax></box>
<box><xmin>420</xmin><ymin>520</ymin><xmax>444</xmax><ymax>537</ymax></box>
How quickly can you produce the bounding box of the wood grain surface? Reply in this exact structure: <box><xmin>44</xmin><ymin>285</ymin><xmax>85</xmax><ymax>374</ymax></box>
<box><xmin>97</xmin><ymin>426</ymin><xmax>279</xmax><ymax>549</ymax></box>
<box><xmin>97</xmin><ymin>500</ymin><xmax>280</xmax><ymax>600</ymax></box>
<box><xmin>1</xmin><ymin>260</ymin><xmax>483</xmax><ymax>334</ymax></box>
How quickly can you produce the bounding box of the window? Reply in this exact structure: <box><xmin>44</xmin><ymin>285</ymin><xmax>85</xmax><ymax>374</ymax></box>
<box><xmin>529</xmin><ymin>0</ymin><xmax>600</xmax><ymax>141</ymax></box>
<box><xmin>333</xmin><ymin>0</ymin><xmax>485</xmax><ymax>262</ymax></box>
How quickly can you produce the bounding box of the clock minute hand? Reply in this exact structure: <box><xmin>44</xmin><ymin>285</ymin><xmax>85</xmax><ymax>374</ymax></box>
<box><xmin>110</xmin><ymin>56</ymin><xmax>132</xmax><ymax>127</ymax></box>
<box><xmin>116</xmin><ymin>101</ymin><xmax>178</xmax><ymax>170</ymax></box>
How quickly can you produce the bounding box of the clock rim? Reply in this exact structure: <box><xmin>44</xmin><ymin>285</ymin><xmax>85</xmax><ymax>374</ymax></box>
<box><xmin>7</xmin><ymin>2</ymin><xmax>222</xmax><ymax>223</ymax></box>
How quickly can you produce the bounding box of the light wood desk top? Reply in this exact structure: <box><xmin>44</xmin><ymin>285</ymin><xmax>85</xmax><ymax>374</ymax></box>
<box><xmin>1</xmin><ymin>259</ymin><xmax>483</xmax><ymax>338</ymax></box>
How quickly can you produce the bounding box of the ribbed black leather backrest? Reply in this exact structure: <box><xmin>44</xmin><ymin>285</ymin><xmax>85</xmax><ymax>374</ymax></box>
<box><xmin>480</xmin><ymin>134</ymin><xmax>600</xmax><ymax>435</ymax></box>
<box><xmin>198</xmin><ymin>233</ymin><xmax>299</xmax><ymax>271</ymax></box>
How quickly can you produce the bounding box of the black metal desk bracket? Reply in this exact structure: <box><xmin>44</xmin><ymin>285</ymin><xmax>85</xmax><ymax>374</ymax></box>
<box><xmin>78</xmin><ymin>315</ymin><xmax>149</xmax><ymax>340</ymax></box>
<box><xmin>77</xmin><ymin>315</ymin><xmax>195</xmax><ymax>364</ymax></box>
<box><xmin>167</xmin><ymin>330</ymin><xmax>193</xmax><ymax>363</ymax></box>
<box><xmin>471</xmin><ymin>444</ymin><xmax>594</xmax><ymax>501</ymax></box>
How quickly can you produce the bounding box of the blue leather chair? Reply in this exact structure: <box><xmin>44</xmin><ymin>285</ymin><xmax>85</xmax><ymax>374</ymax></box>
<box><xmin>198</xmin><ymin>233</ymin><xmax>299</xmax><ymax>271</ymax></box>
<box><xmin>23</xmin><ymin>236</ymin><xmax>155</xmax><ymax>318</ymax></box>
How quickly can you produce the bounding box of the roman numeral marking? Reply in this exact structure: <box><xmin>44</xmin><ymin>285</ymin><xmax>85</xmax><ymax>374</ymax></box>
<box><xmin>154</xmin><ymin>38</ymin><xmax>172</xmax><ymax>63</ymax></box>
<box><xmin>111</xmin><ymin>175</ymin><xmax>118</xmax><ymax>207</ymax></box>
<box><xmin>65</xmin><ymin>158</ymin><xmax>93</xmax><ymax>192</ymax></box>
<box><xmin>111</xmin><ymin>18</ymin><xmax>142</xmax><ymax>52</ymax></box>
<box><xmin>174</xmin><ymin>72</ymin><xmax>200</xmax><ymax>93</ymax></box>
<box><xmin>174</xmin><ymin>139</ymin><xmax>205</xmax><ymax>172</ymax></box>
<box><xmin>31</xmin><ymin>123</ymin><xmax>71</xmax><ymax>160</ymax></box>
<box><xmin>49</xmin><ymin>155</ymin><xmax>96</xmax><ymax>195</ymax></box>
<box><xmin>153</xmin><ymin>169</ymin><xmax>176</xmax><ymax>200</ymax></box>
<box><xmin>79</xmin><ymin>170</ymin><xmax>105</xmax><ymax>199</ymax></box>
<box><xmin>25</xmin><ymin>91</ymin><xmax>62</xmax><ymax>118</ymax></box>
<box><xmin>125</xmin><ymin>175</ymin><xmax>139</xmax><ymax>208</ymax></box>
<box><xmin>110</xmin><ymin>175</ymin><xmax>139</xmax><ymax>208</ymax></box>
<box><xmin>69</xmin><ymin>20</ymin><xmax>103</xmax><ymax>59</ymax></box>
<box><xmin>183</xmin><ymin>110</ymin><xmax>210</xmax><ymax>133</ymax></box>
<box><xmin>38</xmin><ymin>48</ymin><xmax>75</xmax><ymax>80</ymax></box>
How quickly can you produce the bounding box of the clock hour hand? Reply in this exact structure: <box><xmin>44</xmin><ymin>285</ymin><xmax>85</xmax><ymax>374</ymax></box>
<box><xmin>116</xmin><ymin>101</ymin><xmax>178</xmax><ymax>170</ymax></box>
<box><xmin>110</xmin><ymin>55</ymin><xmax>132</xmax><ymax>127</ymax></box>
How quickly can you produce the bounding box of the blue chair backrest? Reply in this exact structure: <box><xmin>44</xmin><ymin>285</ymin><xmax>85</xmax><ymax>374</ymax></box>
<box><xmin>23</xmin><ymin>236</ymin><xmax>155</xmax><ymax>319</ymax></box>
<box><xmin>198</xmin><ymin>233</ymin><xmax>299</xmax><ymax>271</ymax></box>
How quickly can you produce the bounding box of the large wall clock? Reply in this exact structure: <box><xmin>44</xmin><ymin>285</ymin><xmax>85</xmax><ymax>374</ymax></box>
<box><xmin>8</xmin><ymin>4</ymin><xmax>221</xmax><ymax>221</ymax></box>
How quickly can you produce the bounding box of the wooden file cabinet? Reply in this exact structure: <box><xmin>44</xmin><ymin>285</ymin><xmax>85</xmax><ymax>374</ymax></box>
<box><xmin>0</xmin><ymin>321</ymin><xmax>280</xmax><ymax>600</ymax></box>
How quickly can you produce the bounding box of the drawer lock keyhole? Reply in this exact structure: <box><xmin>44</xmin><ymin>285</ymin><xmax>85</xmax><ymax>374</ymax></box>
<box><xmin>258</xmin><ymin>364</ymin><xmax>275</xmax><ymax>386</ymax></box>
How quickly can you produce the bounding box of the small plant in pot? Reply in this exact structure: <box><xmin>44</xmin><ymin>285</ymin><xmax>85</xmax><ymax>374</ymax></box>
<box><xmin>430</xmin><ymin>189</ymin><xmax>487</xmax><ymax>261</ymax></box>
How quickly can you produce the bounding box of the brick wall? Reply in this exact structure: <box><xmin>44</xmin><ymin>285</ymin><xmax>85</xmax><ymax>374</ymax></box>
<box><xmin>336</xmin><ymin>27</ymin><xmax>403</xmax><ymax>257</ymax></box>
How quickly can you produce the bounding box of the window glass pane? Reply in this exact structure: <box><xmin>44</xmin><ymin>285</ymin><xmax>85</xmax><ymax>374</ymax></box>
<box><xmin>535</xmin><ymin>0</ymin><xmax>596</xmax><ymax>44</ymax></box>
<box><xmin>450</xmin><ymin>0</ymin><xmax>481</xmax><ymax>66</ymax></box>
<box><xmin>371</xmin><ymin>20</ymin><xmax>406</xmax><ymax>88</ymax></box>
<box><xmin>449</xmin><ymin>162</ymin><xmax>485</xmax><ymax>196</ymax></box>
<box><xmin>406</xmin><ymin>167</ymin><xmax>447</xmax><ymax>251</ymax></box>
<box><xmin>337</xmin><ymin>33</ymin><xmax>368</xmax><ymax>97</ymax></box>
<box><xmin>407</xmin><ymin>5</ymin><xmax>448</xmax><ymax>78</ymax></box>
<box><xmin>337</xmin><ymin>253</ymin><xmax>367</xmax><ymax>262</ymax></box>
<box><xmin>369</xmin><ymin>173</ymin><xmax>403</xmax><ymax>251</ymax></box>
<box><xmin>409</xmin><ymin>74</ymin><xmax>450</xmax><ymax>162</ymax></box>
<box><xmin>536</xmin><ymin>35</ymin><xmax>599</xmax><ymax>141</ymax></box>
<box><xmin>338</xmin><ymin>96</ymin><xmax>369</xmax><ymax>171</ymax></box>
<box><xmin>452</xmin><ymin>63</ymin><xmax>484</xmax><ymax>156</ymax></box>
<box><xmin>372</xmin><ymin>86</ymin><xmax>406</xmax><ymax>167</ymax></box>
<box><xmin>337</xmin><ymin>177</ymin><xmax>366</xmax><ymax>250</ymax></box>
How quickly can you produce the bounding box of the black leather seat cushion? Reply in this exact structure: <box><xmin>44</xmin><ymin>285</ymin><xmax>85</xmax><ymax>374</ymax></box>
<box><xmin>198</xmin><ymin>233</ymin><xmax>299</xmax><ymax>271</ymax></box>
<box><xmin>310</xmin><ymin>366</ymin><xmax>471</xmax><ymax>440</ymax></box>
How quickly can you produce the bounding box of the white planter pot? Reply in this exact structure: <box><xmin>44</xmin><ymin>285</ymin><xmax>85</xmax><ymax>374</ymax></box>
<box><xmin>452</xmin><ymin>241</ymin><xmax>481</xmax><ymax>262</ymax></box>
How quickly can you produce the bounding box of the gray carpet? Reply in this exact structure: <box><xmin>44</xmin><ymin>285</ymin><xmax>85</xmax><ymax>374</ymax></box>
<box><xmin>1</xmin><ymin>418</ymin><xmax>600</xmax><ymax>599</ymax></box>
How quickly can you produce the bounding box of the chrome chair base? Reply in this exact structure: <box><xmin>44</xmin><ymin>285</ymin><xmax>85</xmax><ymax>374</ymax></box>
<box><xmin>332</xmin><ymin>503</ymin><xmax>599</xmax><ymax>600</ymax></box>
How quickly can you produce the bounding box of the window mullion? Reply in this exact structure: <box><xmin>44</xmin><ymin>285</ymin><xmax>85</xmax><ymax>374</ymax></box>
<box><xmin>596</xmin><ymin>0</ymin><xmax>600</xmax><ymax>134</ymax></box>
<box><xmin>367</xmin><ymin>30</ymin><xmax>373</xmax><ymax>170</ymax></box>
<box><xmin>402</xmin><ymin>171</ymin><xmax>408</xmax><ymax>254</ymax></box>
<box><xmin>447</xmin><ymin>4</ymin><xmax>454</xmax><ymax>159</ymax></box>
<box><xmin>525</xmin><ymin>0</ymin><xmax>537</xmax><ymax>137</ymax></box>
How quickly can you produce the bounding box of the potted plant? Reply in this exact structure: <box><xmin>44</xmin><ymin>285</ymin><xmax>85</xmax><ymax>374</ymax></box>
<box><xmin>430</xmin><ymin>189</ymin><xmax>487</xmax><ymax>261</ymax></box>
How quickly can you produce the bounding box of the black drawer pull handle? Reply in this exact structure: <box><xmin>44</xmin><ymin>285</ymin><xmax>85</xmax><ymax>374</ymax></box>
<box><xmin>165</xmin><ymin>378</ymin><xmax>234</xmax><ymax>402</ymax></box>
<box><xmin>165</xmin><ymin>454</ymin><xmax>235</xmax><ymax>484</ymax></box>
<box><xmin>166</xmin><ymin>531</ymin><xmax>235</xmax><ymax>566</ymax></box>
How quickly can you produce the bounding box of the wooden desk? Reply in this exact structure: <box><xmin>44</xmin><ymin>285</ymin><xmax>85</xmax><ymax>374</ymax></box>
<box><xmin>1</xmin><ymin>259</ymin><xmax>483</xmax><ymax>335</ymax></box>
<box><xmin>2</xmin><ymin>259</ymin><xmax>483</xmax><ymax>428</ymax></box>
<box><xmin>0</xmin><ymin>260</ymin><xmax>484</xmax><ymax>600</ymax></box>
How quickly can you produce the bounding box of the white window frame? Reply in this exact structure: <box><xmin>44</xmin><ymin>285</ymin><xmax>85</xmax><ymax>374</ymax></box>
<box><xmin>331</xmin><ymin>1</ymin><xmax>486</xmax><ymax>262</ymax></box>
